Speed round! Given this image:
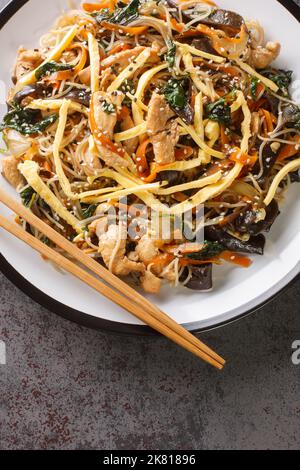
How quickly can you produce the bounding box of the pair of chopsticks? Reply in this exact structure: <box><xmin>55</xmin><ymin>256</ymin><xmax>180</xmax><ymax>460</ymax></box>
<box><xmin>0</xmin><ymin>188</ymin><xmax>225</xmax><ymax>369</ymax></box>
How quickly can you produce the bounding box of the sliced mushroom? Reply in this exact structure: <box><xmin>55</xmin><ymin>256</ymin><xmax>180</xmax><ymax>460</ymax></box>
<box><xmin>282</xmin><ymin>103</ymin><xmax>300</xmax><ymax>127</ymax></box>
<box><xmin>13</xmin><ymin>84</ymin><xmax>50</xmax><ymax>105</ymax></box>
<box><xmin>156</xmin><ymin>170</ymin><xmax>182</xmax><ymax>187</ymax></box>
<box><xmin>289</xmin><ymin>169</ymin><xmax>300</xmax><ymax>183</ymax></box>
<box><xmin>64</xmin><ymin>88</ymin><xmax>91</xmax><ymax>107</ymax></box>
<box><xmin>205</xmin><ymin>226</ymin><xmax>266</xmax><ymax>255</ymax></box>
<box><xmin>166</xmin><ymin>2</ymin><xmax>244</xmax><ymax>35</ymax></box>
<box><xmin>200</xmin><ymin>9</ymin><xmax>245</xmax><ymax>35</ymax></box>
<box><xmin>180</xmin><ymin>264</ymin><xmax>213</xmax><ymax>291</ymax></box>
<box><xmin>235</xmin><ymin>200</ymin><xmax>280</xmax><ymax>235</ymax></box>
<box><xmin>191</xmin><ymin>38</ymin><xmax>219</xmax><ymax>56</ymax></box>
<box><xmin>254</xmin><ymin>143</ymin><xmax>281</xmax><ymax>187</ymax></box>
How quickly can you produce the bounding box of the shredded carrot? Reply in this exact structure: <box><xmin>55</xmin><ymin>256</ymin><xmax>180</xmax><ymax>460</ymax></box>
<box><xmin>82</xmin><ymin>2</ymin><xmax>111</xmax><ymax>12</ymax></box>
<box><xmin>180</xmin><ymin>258</ymin><xmax>221</xmax><ymax>267</ymax></box>
<box><xmin>170</xmin><ymin>18</ymin><xmax>185</xmax><ymax>33</ymax></box>
<box><xmin>167</xmin><ymin>243</ymin><xmax>206</xmax><ymax>255</ymax></box>
<box><xmin>229</xmin><ymin>148</ymin><xmax>257</xmax><ymax>166</ymax></box>
<box><xmin>218</xmin><ymin>206</ymin><xmax>247</xmax><ymax>227</ymax></box>
<box><xmin>108</xmin><ymin>0</ymin><xmax>117</xmax><ymax>12</ymax></box>
<box><xmin>147</xmin><ymin>254</ymin><xmax>174</xmax><ymax>269</ymax></box>
<box><xmin>255</xmin><ymin>82</ymin><xmax>265</xmax><ymax>100</ymax></box>
<box><xmin>41</xmin><ymin>160</ymin><xmax>52</xmax><ymax>173</ymax></box>
<box><xmin>173</xmin><ymin>192</ymin><xmax>188</xmax><ymax>202</ymax></box>
<box><xmin>248</xmin><ymin>97</ymin><xmax>267</xmax><ymax>112</ymax></box>
<box><xmin>117</xmin><ymin>106</ymin><xmax>130</xmax><ymax>121</ymax></box>
<box><xmin>261</xmin><ymin>109</ymin><xmax>275</xmax><ymax>134</ymax></box>
<box><xmin>196</xmin><ymin>23</ymin><xmax>248</xmax><ymax>57</ymax></box>
<box><xmin>101</xmin><ymin>21</ymin><xmax>148</xmax><ymax>35</ymax></box>
<box><xmin>142</xmin><ymin>171</ymin><xmax>157</xmax><ymax>183</ymax></box>
<box><xmin>48</xmin><ymin>70</ymin><xmax>74</xmax><ymax>81</ymax></box>
<box><xmin>108</xmin><ymin>43</ymin><xmax>131</xmax><ymax>56</ymax></box>
<box><xmin>69</xmin><ymin>43</ymin><xmax>88</xmax><ymax>74</ymax></box>
<box><xmin>278</xmin><ymin>135</ymin><xmax>300</xmax><ymax>161</ymax></box>
<box><xmin>220</xmin><ymin>251</ymin><xmax>252</xmax><ymax>268</ymax></box>
<box><xmin>202</xmin><ymin>62</ymin><xmax>241</xmax><ymax>79</ymax></box>
<box><xmin>136</xmin><ymin>139</ymin><xmax>151</xmax><ymax>177</ymax></box>
<box><xmin>179</xmin><ymin>0</ymin><xmax>216</xmax><ymax>6</ymax></box>
<box><xmin>175</xmin><ymin>146</ymin><xmax>194</xmax><ymax>160</ymax></box>
<box><xmin>206</xmin><ymin>159</ymin><xmax>233</xmax><ymax>176</ymax></box>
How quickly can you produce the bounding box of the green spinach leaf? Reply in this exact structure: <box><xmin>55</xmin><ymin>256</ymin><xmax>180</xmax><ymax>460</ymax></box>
<box><xmin>20</xmin><ymin>186</ymin><xmax>36</xmax><ymax>208</ymax></box>
<box><xmin>82</xmin><ymin>204</ymin><xmax>98</xmax><ymax>219</ymax></box>
<box><xmin>186</xmin><ymin>241</ymin><xmax>224</xmax><ymax>261</ymax></box>
<box><xmin>0</xmin><ymin>105</ymin><xmax>58</xmax><ymax>135</ymax></box>
<box><xmin>120</xmin><ymin>79</ymin><xmax>136</xmax><ymax>106</ymax></box>
<box><xmin>164</xmin><ymin>78</ymin><xmax>188</xmax><ymax>110</ymax></box>
<box><xmin>164</xmin><ymin>77</ymin><xmax>194</xmax><ymax>124</ymax></box>
<box><xmin>166</xmin><ymin>41</ymin><xmax>176</xmax><ymax>69</ymax></box>
<box><xmin>206</xmin><ymin>98</ymin><xmax>231</xmax><ymax>125</ymax></box>
<box><xmin>95</xmin><ymin>0</ymin><xmax>140</xmax><ymax>26</ymax></box>
<box><xmin>35</xmin><ymin>61</ymin><xmax>73</xmax><ymax>80</ymax></box>
<box><xmin>250</xmin><ymin>77</ymin><xmax>259</xmax><ymax>100</ymax></box>
<box><xmin>261</xmin><ymin>69</ymin><xmax>293</xmax><ymax>96</ymax></box>
<box><xmin>102</xmin><ymin>100</ymin><xmax>116</xmax><ymax>114</ymax></box>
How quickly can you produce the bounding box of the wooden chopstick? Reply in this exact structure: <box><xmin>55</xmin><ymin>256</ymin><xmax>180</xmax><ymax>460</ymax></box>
<box><xmin>0</xmin><ymin>189</ymin><xmax>225</xmax><ymax>368</ymax></box>
<box><xmin>0</xmin><ymin>215</ymin><xmax>223</xmax><ymax>369</ymax></box>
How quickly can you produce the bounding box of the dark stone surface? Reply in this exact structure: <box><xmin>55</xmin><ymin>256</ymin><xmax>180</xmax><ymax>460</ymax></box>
<box><xmin>1</xmin><ymin>271</ymin><xmax>300</xmax><ymax>450</ymax></box>
<box><xmin>0</xmin><ymin>0</ymin><xmax>300</xmax><ymax>451</ymax></box>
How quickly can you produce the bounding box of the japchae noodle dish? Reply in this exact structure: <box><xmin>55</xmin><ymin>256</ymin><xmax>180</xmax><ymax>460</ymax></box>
<box><xmin>1</xmin><ymin>0</ymin><xmax>300</xmax><ymax>293</ymax></box>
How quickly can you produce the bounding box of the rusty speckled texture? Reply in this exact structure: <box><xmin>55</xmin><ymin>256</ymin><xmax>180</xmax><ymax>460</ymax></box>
<box><xmin>1</xmin><ymin>270</ymin><xmax>300</xmax><ymax>450</ymax></box>
<box><xmin>1</xmin><ymin>0</ymin><xmax>300</xmax><ymax>451</ymax></box>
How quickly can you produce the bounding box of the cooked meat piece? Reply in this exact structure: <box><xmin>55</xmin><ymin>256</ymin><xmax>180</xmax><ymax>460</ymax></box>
<box><xmin>141</xmin><ymin>270</ymin><xmax>162</xmax><ymax>294</ymax></box>
<box><xmin>78</xmin><ymin>66</ymin><xmax>91</xmax><ymax>86</ymax></box>
<box><xmin>80</xmin><ymin>139</ymin><xmax>102</xmax><ymax>177</ymax></box>
<box><xmin>92</xmin><ymin>91</ymin><xmax>128</xmax><ymax>168</ymax></box>
<box><xmin>100</xmin><ymin>68</ymin><xmax>116</xmax><ymax>91</ymax></box>
<box><xmin>101</xmin><ymin>46</ymin><xmax>145</xmax><ymax>70</ymax></box>
<box><xmin>13</xmin><ymin>47</ymin><xmax>44</xmax><ymax>83</ymax></box>
<box><xmin>98</xmin><ymin>224</ymin><xmax>145</xmax><ymax>276</ymax></box>
<box><xmin>160</xmin><ymin>262</ymin><xmax>176</xmax><ymax>283</ymax></box>
<box><xmin>151</xmin><ymin>40</ymin><xmax>163</xmax><ymax>55</ymax></box>
<box><xmin>120</xmin><ymin>114</ymin><xmax>139</xmax><ymax>156</ymax></box>
<box><xmin>62</xmin><ymin>49</ymin><xmax>77</xmax><ymax>63</ymax></box>
<box><xmin>249</xmin><ymin>42</ymin><xmax>281</xmax><ymax>69</ymax></box>
<box><xmin>151</xmin><ymin>121</ymin><xmax>179</xmax><ymax>165</ymax></box>
<box><xmin>89</xmin><ymin>217</ymin><xmax>108</xmax><ymax>238</ymax></box>
<box><xmin>251</xmin><ymin>112</ymin><xmax>260</xmax><ymax>135</ymax></box>
<box><xmin>146</xmin><ymin>93</ymin><xmax>174</xmax><ymax>135</ymax></box>
<box><xmin>2</xmin><ymin>156</ymin><xmax>25</xmax><ymax>188</ymax></box>
<box><xmin>98</xmin><ymin>146</ymin><xmax>128</xmax><ymax>168</ymax></box>
<box><xmin>93</xmin><ymin>91</ymin><xmax>124</xmax><ymax>139</ymax></box>
<box><xmin>136</xmin><ymin>235</ymin><xmax>159</xmax><ymax>264</ymax></box>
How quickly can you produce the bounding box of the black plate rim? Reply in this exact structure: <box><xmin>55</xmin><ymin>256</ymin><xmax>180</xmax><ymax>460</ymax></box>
<box><xmin>0</xmin><ymin>0</ymin><xmax>299</xmax><ymax>335</ymax></box>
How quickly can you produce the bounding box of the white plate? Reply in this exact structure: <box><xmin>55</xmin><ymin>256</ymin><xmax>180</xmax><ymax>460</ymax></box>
<box><xmin>0</xmin><ymin>0</ymin><xmax>299</xmax><ymax>333</ymax></box>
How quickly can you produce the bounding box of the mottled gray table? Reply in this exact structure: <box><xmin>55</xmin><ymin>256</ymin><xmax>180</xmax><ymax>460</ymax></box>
<box><xmin>1</xmin><ymin>0</ymin><xmax>300</xmax><ymax>451</ymax></box>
